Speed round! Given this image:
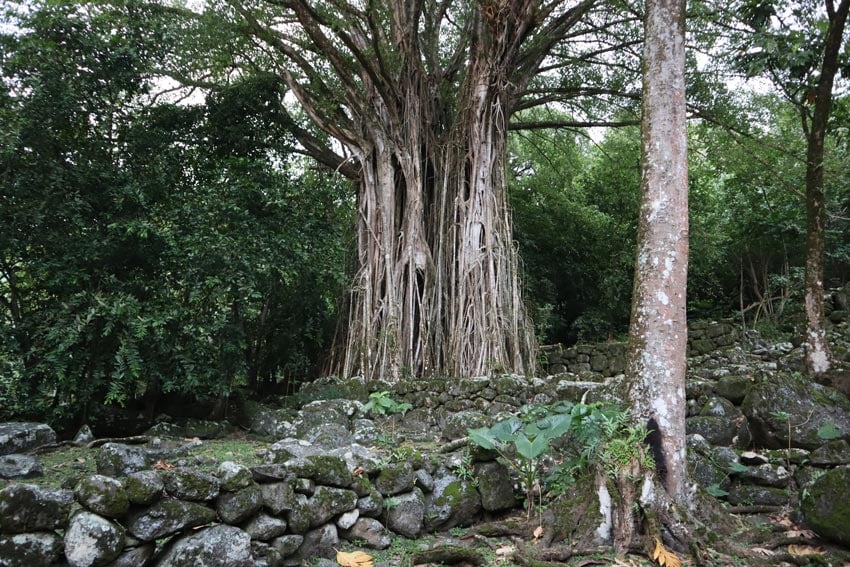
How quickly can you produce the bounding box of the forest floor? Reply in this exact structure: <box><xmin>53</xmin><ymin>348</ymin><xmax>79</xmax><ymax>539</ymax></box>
<box><xmin>8</xmin><ymin>431</ymin><xmax>850</xmax><ymax>567</ymax></box>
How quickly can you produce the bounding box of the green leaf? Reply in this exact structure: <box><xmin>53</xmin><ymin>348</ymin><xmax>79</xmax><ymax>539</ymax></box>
<box><xmin>515</xmin><ymin>434</ymin><xmax>549</xmax><ymax>461</ymax></box>
<box><xmin>728</xmin><ymin>461</ymin><xmax>749</xmax><ymax>473</ymax></box>
<box><xmin>817</xmin><ymin>422</ymin><xmax>842</xmax><ymax>440</ymax></box>
<box><xmin>706</xmin><ymin>483</ymin><xmax>729</xmax><ymax>498</ymax></box>
<box><xmin>467</xmin><ymin>427</ymin><xmax>497</xmax><ymax>450</ymax></box>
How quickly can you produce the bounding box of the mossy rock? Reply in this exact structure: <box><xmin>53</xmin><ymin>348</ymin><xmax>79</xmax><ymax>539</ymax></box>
<box><xmin>742</xmin><ymin>372</ymin><xmax>850</xmax><ymax>450</ymax></box>
<box><xmin>122</xmin><ymin>471</ymin><xmax>163</xmax><ymax>505</ymax></box>
<box><xmin>714</xmin><ymin>375</ymin><xmax>753</xmax><ymax>405</ymax></box>
<box><xmin>75</xmin><ymin>475</ymin><xmax>129</xmax><ymax>518</ymax></box>
<box><xmin>802</xmin><ymin>465</ymin><xmax>850</xmax><ymax>546</ymax></box>
<box><xmin>0</xmin><ymin>532</ymin><xmax>63</xmax><ymax>567</ymax></box>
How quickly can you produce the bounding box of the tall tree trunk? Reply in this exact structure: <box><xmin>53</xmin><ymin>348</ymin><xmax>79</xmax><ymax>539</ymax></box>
<box><xmin>331</xmin><ymin>5</ymin><xmax>538</xmax><ymax>382</ymax></box>
<box><xmin>625</xmin><ymin>0</ymin><xmax>689</xmax><ymax>506</ymax></box>
<box><xmin>803</xmin><ymin>0</ymin><xmax>850</xmax><ymax>376</ymax></box>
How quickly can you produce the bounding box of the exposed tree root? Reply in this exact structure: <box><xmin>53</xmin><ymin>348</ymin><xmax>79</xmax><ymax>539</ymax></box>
<box><xmin>409</xmin><ymin>545</ymin><xmax>485</xmax><ymax>565</ymax></box>
<box><xmin>87</xmin><ymin>435</ymin><xmax>151</xmax><ymax>448</ymax></box>
<box><xmin>727</xmin><ymin>505</ymin><xmax>784</xmax><ymax>515</ymax></box>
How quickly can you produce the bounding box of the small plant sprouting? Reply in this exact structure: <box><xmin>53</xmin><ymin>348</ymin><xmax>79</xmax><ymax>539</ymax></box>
<box><xmin>363</xmin><ymin>391</ymin><xmax>412</xmax><ymax>417</ymax></box>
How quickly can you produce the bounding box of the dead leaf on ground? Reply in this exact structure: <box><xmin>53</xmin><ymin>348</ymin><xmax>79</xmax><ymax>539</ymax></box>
<box><xmin>532</xmin><ymin>525</ymin><xmax>544</xmax><ymax>543</ymax></box>
<box><xmin>336</xmin><ymin>549</ymin><xmax>374</xmax><ymax>567</ymax></box>
<box><xmin>788</xmin><ymin>544</ymin><xmax>824</xmax><ymax>557</ymax></box>
<box><xmin>652</xmin><ymin>538</ymin><xmax>682</xmax><ymax>567</ymax></box>
<box><xmin>785</xmin><ymin>529</ymin><xmax>817</xmax><ymax>539</ymax></box>
<box><xmin>352</xmin><ymin>466</ymin><xmax>365</xmax><ymax>477</ymax></box>
<box><xmin>495</xmin><ymin>545</ymin><xmax>515</xmax><ymax>556</ymax></box>
<box><xmin>751</xmin><ymin>547</ymin><xmax>774</xmax><ymax>556</ymax></box>
<box><xmin>152</xmin><ymin>460</ymin><xmax>174</xmax><ymax>471</ymax></box>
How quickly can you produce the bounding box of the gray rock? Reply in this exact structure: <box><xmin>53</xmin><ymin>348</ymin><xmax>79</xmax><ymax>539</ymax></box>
<box><xmin>242</xmin><ymin>513</ymin><xmax>288</xmax><ymax>541</ymax></box>
<box><xmin>122</xmin><ymin>470</ymin><xmax>163</xmax><ymax>505</ymax></box>
<box><xmin>0</xmin><ymin>454</ymin><xmax>43</xmax><ymax>479</ymax></box>
<box><xmin>182</xmin><ymin>418</ymin><xmax>232</xmax><ymax>439</ymax></box>
<box><xmin>341</xmin><ymin>517</ymin><xmax>392</xmax><ymax>550</ymax></box>
<box><xmin>125</xmin><ymin>499</ymin><xmax>216</xmax><ymax>541</ymax></box>
<box><xmin>306</xmin><ymin>423</ymin><xmax>352</xmax><ymax>448</ymax></box>
<box><xmin>64</xmin><ymin>511</ymin><xmax>125</xmax><ymax>567</ymax></box>
<box><xmin>374</xmin><ymin>462</ymin><xmax>415</xmax><ymax>496</ymax></box>
<box><xmin>337</xmin><ymin>509</ymin><xmax>359</xmax><ymax>530</ymax></box>
<box><xmin>0</xmin><ymin>532</ymin><xmax>63</xmax><ymax>567</ymax></box>
<box><xmin>0</xmin><ymin>483</ymin><xmax>73</xmax><ymax>533</ymax></box>
<box><xmin>327</xmin><ymin>444</ymin><xmax>382</xmax><ymax>475</ymax></box>
<box><xmin>235</xmin><ymin>400</ymin><xmax>293</xmax><ymax>438</ymax></box>
<box><xmin>809</xmin><ymin>440</ymin><xmax>850</xmax><ymax>465</ymax></box>
<box><xmin>442</xmin><ymin>411</ymin><xmax>489</xmax><ymax>441</ymax></box>
<box><xmin>260</xmin><ymin>482</ymin><xmax>297</xmax><ymax>515</ymax></box>
<box><xmin>270</xmin><ymin>534</ymin><xmax>303</xmax><ymax>559</ymax></box>
<box><xmin>217</xmin><ymin>484</ymin><xmax>263</xmax><ymax>524</ymax></box>
<box><xmin>352</xmin><ymin>419</ymin><xmax>379</xmax><ymax>445</ymax></box>
<box><xmin>742</xmin><ymin>372</ymin><xmax>850</xmax><ymax>450</ymax></box>
<box><xmin>265</xmin><ymin>438</ymin><xmax>321</xmax><ymax>464</ymax></box>
<box><xmin>217</xmin><ymin>461</ymin><xmax>254</xmax><ymax>491</ymax></box>
<box><xmin>424</xmin><ymin>467</ymin><xmax>482</xmax><ymax>530</ymax></box>
<box><xmin>283</xmin><ymin>455</ymin><xmax>352</xmax><ymax>488</ymax></box>
<box><xmin>0</xmin><ymin>422</ymin><xmax>56</xmax><ymax>455</ymax></box>
<box><xmin>685</xmin><ymin>416</ymin><xmax>739</xmax><ymax>446</ymax></box>
<box><xmin>155</xmin><ymin>525</ymin><xmax>252</xmax><ymax>567</ymax></box>
<box><xmin>293</xmin><ymin>400</ymin><xmax>359</xmax><ymax>440</ymax></box>
<box><xmin>96</xmin><ymin>444</ymin><xmax>150</xmax><ymax>477</ymax></box>
<box><xmin>307</xmin><ymin>486</ymin><xmax>358</xmax><ymax>526</ymax></box>
<box><xmin>73</xmin><ymin>425</ymin><xmax>95</xmax><ymax>446</ymax></box>
<box><xmin>714</xmin><ymin>375</ymin><xmax>753</xmax><ymax>405</ymax></box>
<box><xmin>801</xmin><ymin>465</ymin><xmax>850</xmax><ymax>546</ymax></box>
<box><xmin>75</xmin><ymin>475</ymin><xmax>129</xmax><ymax>518</ymax></box>
<box><xmin>106</xmin><ymin>544</ymin><xmax>155</xmax><ymax>567</ymax></box>
<box><xmin>162</xmin><ymin>468</ymin><xmax>220</xmax><ymax>501</ymax></box>
<box><xmin>735</xmin><ymin>463</ymin><xmax>790</xmax><ymax>488</ymax></box>
<box><xmin>727</xmin><ymin>484</ymin><xmax>789</xmax><ymax>506</ymax></box>
<box><xmin>413</xmin><ymin>468</ymin><xmax>435</xmax><ymax>492</ymax></box>
<box><xmin>294</xmin><ymin>524</ymin><xmax>338</xmax><ymax>561</ymax></box>
<box><xmin>475</xmin><ymin>461</ymin><xmax>517</xmax><ymax>512</ymax></box>
<box><xmin>385</xmin><ymin>488</ymin><xmax>425</xmax><ymax>538</ymax></box>
<box><xmin>285</xmin><ymin>494</ymin><xmax>311</xmax><ymax>534</ymax></box>
<box><xmin>357</xmin><ymin>489</ymin><xmax>384</xmax><ymax>518</ymax></box>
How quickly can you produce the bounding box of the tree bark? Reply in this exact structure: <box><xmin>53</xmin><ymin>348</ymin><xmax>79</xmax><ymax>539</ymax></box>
<box><xmin>803</xmin><ymin>0</ymin><xmax>850</xmax><ymax>376</ymax></box>
<box><xmin>625</xmin><ymin>0</ymin><xmax>689</xmax><ymax>505</ymax></box>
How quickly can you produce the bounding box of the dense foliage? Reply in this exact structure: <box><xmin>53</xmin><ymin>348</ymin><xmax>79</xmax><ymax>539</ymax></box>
<box><xmin>0</xmin><ymin>4</ymin><xmax>352</xmax><ymax>422</ymax></box>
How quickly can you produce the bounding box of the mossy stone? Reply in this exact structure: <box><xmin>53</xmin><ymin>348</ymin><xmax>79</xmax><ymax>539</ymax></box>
<box><xmin>802</xmin><ymin>465</ymin><xmax>850</xmax><ymax>546</ymax></box>
<box><xmin>122</xmin><ymin>471</ymin><xmax>163</xmax><ymax>505</ymax></box>
<box><xmin>75</xmin><ymin>475</ymin><xmax>129</xmax><ymax>518</ymax></box>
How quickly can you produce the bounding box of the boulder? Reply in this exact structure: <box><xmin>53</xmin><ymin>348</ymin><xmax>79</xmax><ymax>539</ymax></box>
<box><xmin>107</xmin><ymin>544</ymin><xmax>156</xmax><ymax>567</ymax></box>
<box><xmin>340</xmin><ymin>518</ymin><xmax>392</xmax><ymax>550</ymax></box>
<box><xmin>714</xmin><ymin>375</ymin><xmax>753</xmax><ymax>405</ymax></box>
<box><xmin>264</xmin><ymin>438</ymin><xmax>321</xmax><ymax>464</ymax></box>
<box><xmin>685</xmin><ymin>416</ymin><xmax>739</xmax><ymax>446</ymax></box>
<box><xmin>64</xmin><ymin>511</ymin><xmax>125</xmax><ymax>567</ymax></box>
<box><xmin>356</xmin><ymin>488</ymin><xmax>384</xmax><ymax>518</ymax></box>
<box><xmin>234</xmin><ymin>399</ymin><xmax>293</xmax><ymax>438</ymax></box>
<box><xmin>424</xmin><ymin>467</ymin><xmax>482</xmax><ymax>530</ymax></box>
<box><xmin>155</xmin><ymin>525</ymin><xmax>252</xmax><ymax>567</ymax></box>
<box><xmin>75</xmin><ymin>475</ymin><xmax>129</xmax><ymax>518</ymax></box>
<box><xmin>292</xmin><ymin>399</ymin><xmax>358</xmax><ymax>440</ymax></box>
<box><xmin>0</xmin><ymin>454</ymin><xmax>43</xmax><ymax>479</ymax></box>
<box><xmin>283</xmin><ymin>455</ymin><xmax>352</xmax><ymax>488</ymax></box>
<box><xmin>0</xmin><ymin>532</ymin><xmax>63</xmax><ymax>567</ymax></box>
<box><xmin>122</xmin><ymin>470</ymin><xmax>164</xmax><ymax>505</ymax></box>
<box><xmin>270</xmin><ymin>534</ymin><xmax>304</xmax><ymax>559</ymax></box>
<box><xmin>285</xmin><ymin>494</ymin><xmax>311</xmax><ymax>534</ymax></box>
<box><xmin>735</xmin><ymin>463</ymin><xmax>790</xmax><ymax>488</ymax></box>
<box><xmin>182</xmin><ymin>418</ymin><xmax>232</xmax><ymax>439</ymax></box>
<box><xmin>260</xmin><ymin>481</ymin><xmax>298</xmax><ymax>515</ymax></box>
<box><xmin>216</xmin><ymin>484</ymin><xmax>263</xmax><ymax>524</ymax></box>
<box><xmin>162</xmin><ymin>468</ymin><xmax>220</xmax><ymax>501</ymax></box>
<box><xmin>294</xmin><ymin>524</ymin><xmax>338</xmax><ymax>561</ymax></box>
<box><xmin>125</xmin><ymin>499</ymin><xmax>216</xmax><ymax>541</ymax></box>
<box><xmin>217</xmin><ymin>461</ymin><xmax>254</xmax><ymax>491</ymax></box>
<box><xmin>96</xmin><ymin>444</ymin><xmax>150</xmax><ymax>477</ymax></box>
<box><xmin>374</xmin><ymin>461</ymin><xmax>415</xmax><ymax>496</ymax></box>
<box><xmin>0</xmin><ymin>422</ymin><xmax>56</xmax><ymax>455</ymax></box>
<box><xmin>801</xmin><ymin>465</ymin><xmax>850</xmax><ymax>546</ymax></box>
<box><xmin>336</xmin><ymin>509</ymin><xmax>359</xmax><ymax>530</ymax></box>
<box><xmin>742</xmin><ymin>372</ymin><xmax>850</xmax><ymax>450</ymax></box>
<box><xmin>306</xmin><ymin>486</ymin><xmax>358</xmax><ymax>526</ymax></box>
<box><xmin>727</xmin><ymin>484</ymin><xmax>789</xmax><ymax>507</ymax></box>
<box><xmin>385</xmin><ymin>488</ymin><xmax>425</xmax><ymax>538</ymax></box>
<box><xmin>442</xmin><ymin>411</ymin><xmax>489</xmax><ymax>441</ymax></box>
<box><xmin>809</xmin><ymin>440</ymin><xmax>850</xmax><ymax>465</ymax></box>
<box><xmin>73</xmin><ymin>425</ymin><xmax>95</xmax><ymax>446</ymax></box>
<box><xmin>0</xmin><ymin>484</ymin><xmax>73</xmax><ymax>533</ymax></box>
<box><xmin>242</xmin><ymin>513</ymin><xmax>288</xmax><ymax>541</ymax></box>
<box><xmin>475</xmin><ymin>461</ymin><xmax>516</xmax><ymax>511</ymax></box>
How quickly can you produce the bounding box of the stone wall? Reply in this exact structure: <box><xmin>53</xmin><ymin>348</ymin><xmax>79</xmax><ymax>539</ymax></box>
<box><xmin>539</xmin><ymin>319</ymin><xmax>739</xmax><ymax>376</ymax></box>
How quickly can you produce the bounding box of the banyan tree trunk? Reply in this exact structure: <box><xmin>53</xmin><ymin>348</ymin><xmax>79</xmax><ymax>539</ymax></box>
<box><xmin>333</xmin><ymin>10</ymin><xmax>536</xmax><ymax>382</ymax></box>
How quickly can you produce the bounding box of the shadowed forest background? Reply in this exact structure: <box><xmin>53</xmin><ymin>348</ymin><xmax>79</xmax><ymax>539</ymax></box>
<box><xmin>1</xmin><ymin>0</ymin><xmax>849</xmax><ymax>426</ymax></box>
